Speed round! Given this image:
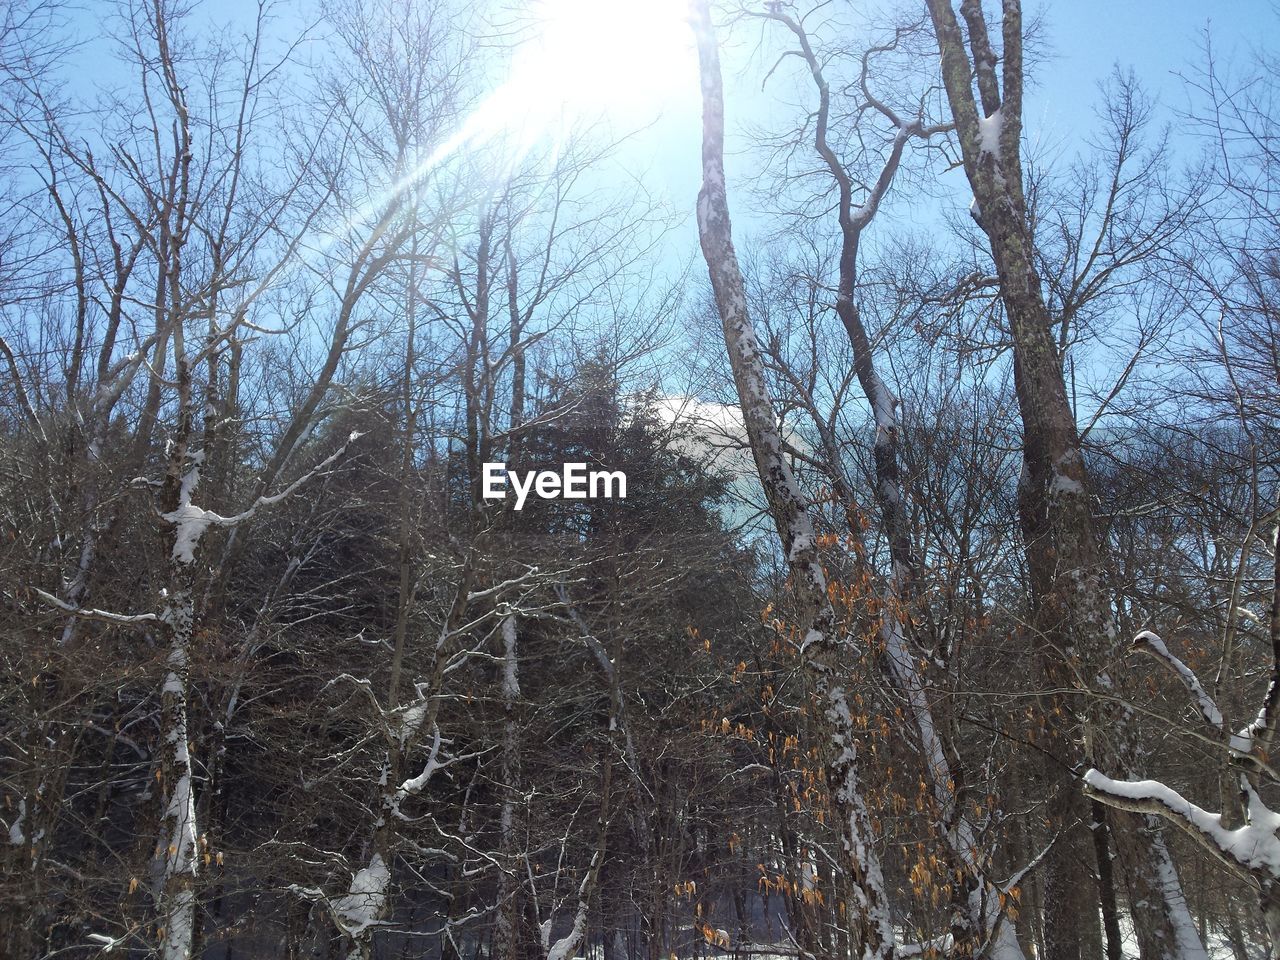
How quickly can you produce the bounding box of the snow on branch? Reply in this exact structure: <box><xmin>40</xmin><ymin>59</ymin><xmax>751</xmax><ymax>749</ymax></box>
<box><xmin>395</xmin><ymin>724</ymin><xmax>444</xmax><ymax>802</ymax></box>
<box><xmin>165</xmin><ymin>432</ymin><xmax>362</xmax><ymax>564</ymax></box>
<box><xmin>1083</xmin><ymin>770</ymin><xmax>1280</xmax><ymax>876</ymax></box>
<box><xmin>86</xmin><ymin>932</ymin><xmax>130</xmax><ymax>952</ymax></box>
<box><xmin>32</xmin><ymin>588</ymin><xmax>160</xmax><ymax>626</ymax></box>
<box><xmin>465</xmin><ymin>566</ymin><xmax>541</xmax><ymax>602</ymax></box>
<box><xmin>392</xmin><ymin>726</ymin><xmax>492</xmax><ymax>815</ymax></box>
<box><xmin>331</xmin><ymin>854</ymin><xmax>390</xmax><ymax>939</ymax></box>
<box><xmin>545</xmin><ymin>846</ymin><xmax>602</xmax><ymax>960</ymax></box>
<box><xmin>288</xmin><ymin>856</ymin><xmax>392</xmax><ymax>943</ymax></box>
<box><xmin>1131</xmin><ymin>631</ymin><xmax>1224</xmax><ymax>731</ymax></box>
<box><xmin>899</xmin><ymin>935</ymin><xmax>956</xmax><ymax>958</ymax></box>
<box><xmin>1128</xmin><ymin>630</ymin><xmax>1270</xmax><ymax>767</ymax></box>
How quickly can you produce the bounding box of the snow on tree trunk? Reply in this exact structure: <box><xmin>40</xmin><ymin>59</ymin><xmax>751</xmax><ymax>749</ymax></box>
<box><xmin>157</xmin><ymin>626</ymin><xmax>197</xmax><ymax>960</ymax></box>
<box><xmin>691</xmin><ymin>2</ymin><xmax>893</xmax><ymax>955</ymax></box>
<box><xmin>149</xmin><ymin>428</ymin><xmax>360</xmax><ymax>958</ymax></box>
<box><xmin>157</xmin><ymin>461</ymin><xmax>202</xmax><ymax>960</ymax></box>
<box><xmin>329</xmin><ymin>853</ymin><xmax>390</xmax><ymax>960</ymax></box>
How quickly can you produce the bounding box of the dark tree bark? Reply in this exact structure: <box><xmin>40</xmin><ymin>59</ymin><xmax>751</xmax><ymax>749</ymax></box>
<box><xmin>923</xmin><ymin>2</ymin><xmax>1206</xmax><ymax>958</ymax></box>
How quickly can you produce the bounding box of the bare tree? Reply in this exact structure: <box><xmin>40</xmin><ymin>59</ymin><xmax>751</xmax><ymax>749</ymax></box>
<box><xmin>923</xmin><ymin>3</ymin><xmax>1209</xmax><ymax>957</ymax></box>
<box><xmin>691</xmin><ymin>2</ymin><xmax>904</xmax><ymax>956</ymax></box>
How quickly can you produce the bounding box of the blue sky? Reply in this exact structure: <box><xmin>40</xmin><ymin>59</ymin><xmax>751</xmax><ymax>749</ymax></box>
<box><xmin>52</xmin><ymin>0</ymin><xmax>1275</xmax><ymax>293</ymax></box>
<box><xmin>59</xmin><ymin>0</ymin><xmax>1272</xmax><ymax>217</ymax></box>
<box><xmin>28</xmin><ymin>0</ymin><xmax>1274</xmax><ymax>468</ymax></box>
<box><xmin>617</xmin><ymin>0</ymin><xmax>1276</xmax><ymax>265</ymax></box>
<box><xmin>1030</xmin><ymin>0</ymin><xmax>1268</xmax><ymax>145</ymax></box>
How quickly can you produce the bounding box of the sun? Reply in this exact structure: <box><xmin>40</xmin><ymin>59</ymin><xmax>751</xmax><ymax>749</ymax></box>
<box><xmin>504</xmin><ymin>0</ymin><xmax>697</xmax><ymax>128</ymax></box>
<box><xmin>395</xmin><ymin>0</ymin><xmax>697</xmax><ymax>190</ymax></box>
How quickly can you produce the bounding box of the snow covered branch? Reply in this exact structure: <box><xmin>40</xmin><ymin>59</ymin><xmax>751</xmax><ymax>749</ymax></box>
<box><xmin>1131</xmin><ymin>631</ymin><xmax>1225</xmax><ymax>732</ymax></box>
<box><xmin>31</xmin><ymin>588</ymin><xmax>160</xmax><ymax>626</ymax></box>
<box><xmin>164</xmin><ymin>432</ymin><xmax>362</xmax><ymax>564</ymax></box>
<box><xmin>1083</xmin><ymin>770</ymin><xmax>1280</xmax><ymax>880</ymax></box>
<box><xmin>1128</xmin><ymin>630</ymin><xmax>1274</xmax><ymax>773</ymax></box>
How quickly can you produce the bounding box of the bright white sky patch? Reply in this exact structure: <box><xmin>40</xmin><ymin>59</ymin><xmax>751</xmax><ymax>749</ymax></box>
<box><xmin>406</xmin><ymin>0</ymin><xmax>698</xmax><ymax>194</ymax></box>
<box><xmin>473</xmin><ymin>0</ymin><xmax>696</xmax><ymax>169</ymax></box>
<box><xmin>511</xmin><ymin>0</ymin><xmax>697</xmax><ymax>120</ymax></box>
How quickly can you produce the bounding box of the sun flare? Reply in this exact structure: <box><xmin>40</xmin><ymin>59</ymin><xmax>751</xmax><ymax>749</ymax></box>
<box><xmin>410</xmin><ymin>0</ymin><xmax>697</xmax><ymax>185</ymax></box>
<box><xmin>516</xmin><ymin>0</ymin><xmax>695</xmax><ymax>112</ymax></box>
<box><xmin>505</xmin><ymin>0</ymin><xmax>696</xmax><ymax>128</ymax></box>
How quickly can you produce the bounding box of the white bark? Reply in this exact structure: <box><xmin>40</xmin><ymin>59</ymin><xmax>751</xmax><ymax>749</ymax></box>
<box><xmin>495</xmin><ymin>611</ymin><xmax>522</xmax><ymax>960</ymax></box>
<box><xmin>691</xmin><ymin>2</ymin><xmax>893</xmax><ymax>954</ymax></box>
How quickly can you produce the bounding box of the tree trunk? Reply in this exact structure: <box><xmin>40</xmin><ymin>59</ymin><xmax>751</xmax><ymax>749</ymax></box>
<box><xmin>1091</xmin><ymin>801</ymin><xmax>1124</xmax><ymax>960</ymax></box>
<box><xmin>923</xmin><ymin>4</ymin><xmax>1207</xmax><ymax>957</ymax></box>
<box><xmin>691</xmin><ymin>3</ymin><xmax>894</xmax><ymax>955</ymax></box>
<box><xmin>1264</xmin><ymin>882</ymin><xmax>1280</xmax><ymax>960</ymax></box>
<box><xmin>495</xmin><ymin>612</ymin><xmax>525</xmax><ymax>960</ymax></box>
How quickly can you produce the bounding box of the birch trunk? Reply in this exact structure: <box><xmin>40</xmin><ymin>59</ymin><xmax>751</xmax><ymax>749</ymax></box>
<box><xmin>494</xmin><ymin>611</ymin><xmax>524</xmax><ymax>960</ymax></box>
<box><xmin>157</xmin><ymin>582</ymin><xmax>199</xmax><ymax>960</ymax></box>
<box><xmin>155</xmin><ymin>400</ymin><xmax>201</xmax><ymax>960</ymax></box>
<box><xmin>154</xmin><ymin>63</ymin><xmax>199</xmax><ymax>951</ymax></box>
<box><xmin>691</xmin><ymin>2</ymin><xmax>894</xmax><ymax>954</ymax></box>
